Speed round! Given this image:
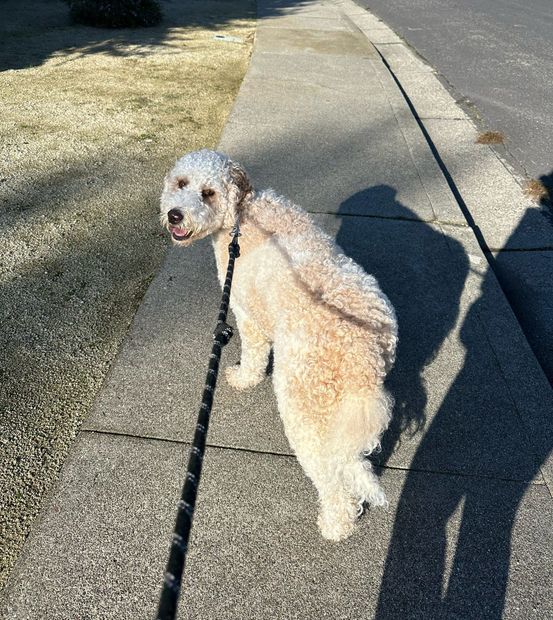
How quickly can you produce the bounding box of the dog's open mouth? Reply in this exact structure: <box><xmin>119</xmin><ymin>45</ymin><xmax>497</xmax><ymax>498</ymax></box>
<box><xmin>170</xmin><ymin>226</ymin><xmax>193</xmax><ymax>241</ymax></box>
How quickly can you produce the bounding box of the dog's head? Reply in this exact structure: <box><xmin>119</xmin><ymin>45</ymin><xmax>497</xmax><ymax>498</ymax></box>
<box><xmin>160</xmin><ymin>149</ymin><xmax>252</xmax><ymax>246</ymax></box>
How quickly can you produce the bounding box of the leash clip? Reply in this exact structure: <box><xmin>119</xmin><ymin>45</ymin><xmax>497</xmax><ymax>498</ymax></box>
<box><xmin>230</xmin><ymin>213</ymin><xmax>242</xmax><ymax>239</ymax></box>
<box><xmin>229</xmin><ymin>216</ymin><xmax>241</xmax><ymax>257</ymax></box>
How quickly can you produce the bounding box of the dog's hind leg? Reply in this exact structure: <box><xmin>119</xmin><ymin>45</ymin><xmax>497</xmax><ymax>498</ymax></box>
<box><xmin>274</xmin><ymin>389</ymin><xmax>359</xmax><ymax>541</ymax></box>
<box><xmin>314</xmin><ymin>461</ymin><xmax>360</xmax><ymax>542</ymax></box>
<box><xmin>273</xmin><ymin>347</ymin><xmax>391</xmax><ymax>541</ymax></box>
<box><xmin>305</xmin><ymin>452</ymin><xmax>385</xmax><ymax>541</ymax></box>
<box><xmin>288</xmin><ymin>432</ymin><xmax>360</xmax><ymax>542</ymax></box>
<box><xmin>292</xmin><ymin>388</ymin><xmax>393</xmax><ymax>541</ymax></box>
<box><xmin>342</xmin><ymin>458</ymin><xmax>387</xmax><ymax>513</ymax></box>
<box><xmin>225</xmin><ymin>306</ymin><xmax>271</xmax><ymax>390</ymax></box>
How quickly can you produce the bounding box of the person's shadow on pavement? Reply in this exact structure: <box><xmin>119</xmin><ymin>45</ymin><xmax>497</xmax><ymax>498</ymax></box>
<box><xmin>336</xmin><ymin>187</ymin><xmax>551</xmax><ymax>618</ymax></box>
<box><xmin>336</xmin><ymin>186</ymin><xmax>468</xmax><ymax>469</ymax></box>
<box><xmin>493</xmin><ymin>170</ymin><xmax>553</xmax><ymax>383</ymax></box>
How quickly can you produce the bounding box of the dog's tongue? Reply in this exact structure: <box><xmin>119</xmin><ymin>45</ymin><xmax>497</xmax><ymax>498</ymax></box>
<box><xmin>172</xmin><ymin>227</ymin><xmax>189</xmax><ymax>240</ymax></box>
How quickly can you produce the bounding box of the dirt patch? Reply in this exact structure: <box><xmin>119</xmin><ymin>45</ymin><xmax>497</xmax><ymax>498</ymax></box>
<box><xmin>475</xmin><ymin>130</ymin><xmax>505</xmax><ymax>145</ymax></box>
<box><xmin>0</xmin><ymin>0</ymin><xmax>255</xmax><ymax>588</ymax></box>
<box><xmin>523</xmin><ymin>178</ymin><xmax>550</xmax><ymax>204</ymax></box>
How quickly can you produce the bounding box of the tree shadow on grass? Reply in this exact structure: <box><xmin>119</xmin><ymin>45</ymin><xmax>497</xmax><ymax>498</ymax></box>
<box><xmin>0</xmin><ymin>0</ymin><xmax>311</xmax><ymax>72</ymax></box>
<box><xmin>0</xmin><ymin>143</ymin><xmax>169</xmax><ymax>585</ymax></box>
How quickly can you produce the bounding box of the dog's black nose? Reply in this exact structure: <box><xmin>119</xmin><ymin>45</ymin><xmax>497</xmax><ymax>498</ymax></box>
<box><xmin>168</xmin><ymin>209</ymin><xmax>183</xmax><ymax>225</ymax></box>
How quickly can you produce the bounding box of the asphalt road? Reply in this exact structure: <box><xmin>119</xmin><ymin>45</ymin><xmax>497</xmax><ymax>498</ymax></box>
<box><xmin>355</xmin><ymin>0</ymin><xmax>553</xmax><ymax>184</ymax></box>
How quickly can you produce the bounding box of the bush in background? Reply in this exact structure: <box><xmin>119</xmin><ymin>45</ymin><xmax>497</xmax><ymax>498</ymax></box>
<box><xmin>68</xmin><ymin>0</ymin><xmax>162</xmax><ymax>28</ymax></box>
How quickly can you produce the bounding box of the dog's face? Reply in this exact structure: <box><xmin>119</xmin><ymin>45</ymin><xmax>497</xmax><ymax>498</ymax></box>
<box><xmin>160</xmin><ymin>149</ymin><xmax>251</xmax><ymax>246</ymax></box>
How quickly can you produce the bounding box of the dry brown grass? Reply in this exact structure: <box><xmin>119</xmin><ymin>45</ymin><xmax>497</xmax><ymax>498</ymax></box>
<box><xmin>475</xmin><ymin>130</ymin><xmax>505</xmax><ymax>145</ymax></box>
<box><xmin>524</xmin><ymin>178</ymin><xmax>550</xmax><ymax>203</ymax></box>
<box><xmin>0</xmin><ymin>0</ymin><xmax>255</xmax><ymax>588</ymax></box>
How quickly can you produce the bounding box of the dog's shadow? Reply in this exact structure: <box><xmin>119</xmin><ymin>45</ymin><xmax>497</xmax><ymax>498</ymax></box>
<box><xmin>333</xmin><ymin>186</ymin><xmax>550</xmax><ymax>618</ymax></box>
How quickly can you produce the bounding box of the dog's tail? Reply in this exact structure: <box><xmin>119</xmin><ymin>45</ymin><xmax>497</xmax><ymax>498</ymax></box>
<box><xmin>330</xmin><ymin>387</ymin><xmax>393</xmax><ymax>510</ymax></box>
<box><xmin>248</xmin><ymin>190</ymin><xmax>398</xmax><ymax>375</ymax></box>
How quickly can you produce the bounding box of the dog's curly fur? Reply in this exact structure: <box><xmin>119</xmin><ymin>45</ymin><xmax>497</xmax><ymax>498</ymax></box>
<box><xmin>160</xmin><ymin>150</ymin><xmax>398</xmax><ymax>541</ymax></box>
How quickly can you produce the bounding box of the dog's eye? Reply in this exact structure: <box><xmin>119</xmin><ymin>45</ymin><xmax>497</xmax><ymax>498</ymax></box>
<box><xmin>177</xmin><ymin>179</ymin><xmax>188</xmax><ymax>189</ymax></box>
<box><xmin>202</xmin><ymin>188</ymin><xmax>215</xmax><ymax>199</ymax></box>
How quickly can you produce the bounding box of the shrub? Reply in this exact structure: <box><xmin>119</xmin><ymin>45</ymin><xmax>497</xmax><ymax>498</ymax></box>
<box><xmin>69</xmin><ymin>0</ymin><xmax>162</xmax><ymax>28</ymax></box>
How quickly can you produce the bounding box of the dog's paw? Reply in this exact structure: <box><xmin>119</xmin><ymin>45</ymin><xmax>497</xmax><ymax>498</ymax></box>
<box><xmin>225</xmin><ymin>364</ymin><xmax>263</xmax><ymax>391</ymax></box>
<box><xmin>317</xmin><ymin>511</ymin><xmax>356</xmax><ymax>542</ymax></box>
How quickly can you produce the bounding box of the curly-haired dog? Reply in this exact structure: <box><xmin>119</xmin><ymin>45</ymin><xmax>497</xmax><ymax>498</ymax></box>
<box><xmin>160</xmin><ymin>149</ymin><xmax>397</xmax><ymax>541</ymax></box>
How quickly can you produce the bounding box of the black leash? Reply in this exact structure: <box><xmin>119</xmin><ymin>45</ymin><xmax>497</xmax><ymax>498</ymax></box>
<box><xmin>156</xmin><ymin>221</ymin><xmax>241</xmax><ymax>620</ymax></box>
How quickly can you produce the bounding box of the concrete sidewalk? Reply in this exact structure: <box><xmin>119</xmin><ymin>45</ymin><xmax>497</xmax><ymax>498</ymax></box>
<box><xmin>2</xmin><ymin>0</ymin><xmax>552</xmax><ymax>618</ymax></box>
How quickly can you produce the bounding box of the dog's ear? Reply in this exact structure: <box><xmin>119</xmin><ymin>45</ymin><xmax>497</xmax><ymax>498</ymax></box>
<box><xmin>227</xmin><ymin>159</ymin><xmax>253</xmax><ymax>209</ymax></box>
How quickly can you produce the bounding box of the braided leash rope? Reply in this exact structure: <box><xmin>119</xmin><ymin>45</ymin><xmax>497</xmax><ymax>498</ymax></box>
<box><xmin>156</xmin><ymin>222</ymin><xmax>241</xmax><ymax>620</ymax></box>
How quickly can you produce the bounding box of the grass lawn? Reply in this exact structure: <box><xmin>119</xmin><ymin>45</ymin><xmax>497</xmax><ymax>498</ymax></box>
<box><xmin>0</xmin><ymin>0</ymin><xmax>255</xmax><ymax>588</ymax></box>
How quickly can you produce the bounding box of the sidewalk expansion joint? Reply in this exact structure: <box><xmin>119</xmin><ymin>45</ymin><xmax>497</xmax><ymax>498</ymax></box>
<box><xmin>81</xmin><ymin>428</ymin><xmax>294</xmax><ymax>459</ymax></box>
<box><xmin>81</xmin><ymin>430</ymin><xmax>544</xmax><ymax>486</ymax></box>
<box><xmin>490</xmin><ymin>247</ymin><xmax>553</xmax><ymax>253</ymax></box>
<box><xmin>309</xmin><ymin>210</ymin><xmax>469</xmax><ymax>228</ymax></box>
<box><xmin>310</xmin><ymin>210</ymin><xmax>435</xmax><ymax>223</ymax></box>
<box><xmin>253</xmin><ymin>50</ymin><xmax>373</xmax><ymax>60</ymax></box>
<box><xmin>377</xmin><ymin>462</ymin><xmax>545</xmax><ymax>487</ymax></box>
<box><xmin>244</xmin><ymin>75</ymin><xmax>366</xmax><ymax>94</ymax></box>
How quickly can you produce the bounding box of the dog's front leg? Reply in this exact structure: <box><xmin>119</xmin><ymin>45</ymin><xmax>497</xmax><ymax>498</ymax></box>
<box><xmin>225</xmin><ymin>308</ymin><xmax>270</xmax><ymax>390</ymax></box>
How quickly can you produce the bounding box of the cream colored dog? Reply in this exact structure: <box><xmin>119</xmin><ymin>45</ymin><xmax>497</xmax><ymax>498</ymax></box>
<box><xmin>160</xmin><ymin>150</ymin><xmax>397</xmax><ymax>541</ymax></box>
